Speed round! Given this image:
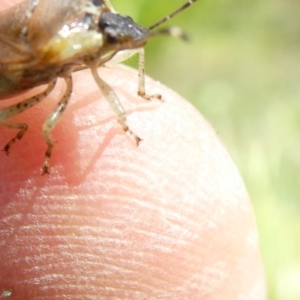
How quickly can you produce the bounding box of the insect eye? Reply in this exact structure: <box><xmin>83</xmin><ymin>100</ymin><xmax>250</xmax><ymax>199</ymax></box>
<box><xmin>98</xmin><ymin>12</ymin><xmax>116</xmax><ymax>31</ymax></box>
<box><xmin>104</xmin><ymin>26</ymin><xmax>120</xmax><ymax>44</ymax></box>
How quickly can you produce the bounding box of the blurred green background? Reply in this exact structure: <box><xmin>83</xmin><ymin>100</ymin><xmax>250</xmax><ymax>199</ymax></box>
<box><xmin>112</xmin><ymin>0</ymin><xmax>300</xmax><ymax>299</ymax></box>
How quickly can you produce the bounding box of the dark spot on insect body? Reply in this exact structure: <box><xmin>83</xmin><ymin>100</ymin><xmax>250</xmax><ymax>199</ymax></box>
<box><xmin>135</xmin><ymin>135</ymin><xmax>142</xmax><ymax>146</ymax></box>
<box><xmin>45</xmin><ymin>148</ymin><xmax>51</xmax><ymax>157</ymax></box>
<box><xmin>58</xmin><ymin>104</ymin><xmax>66</xmax><ymax>113</ymax></box>
<box><xmin>16</xmin><ymin>131</ymin><xmax>24</xmax><ymax>139</ymax></box>
<box><xmin>92</xmin><ymin>0</ymin><xmax>103</xmax><ymax>6</ymax></box>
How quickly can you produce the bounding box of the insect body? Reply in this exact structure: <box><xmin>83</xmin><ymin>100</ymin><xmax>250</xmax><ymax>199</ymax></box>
<box><xmin>0</xmin><ymin>0</ymin><xmax>197</xmax><ymax>174</ymax></box>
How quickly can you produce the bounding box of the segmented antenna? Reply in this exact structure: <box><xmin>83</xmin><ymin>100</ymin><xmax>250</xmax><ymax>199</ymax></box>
<box><xmin>148</xmin><ymin>0</ymin><xmax>198</xmax><ymax>31</ymax></box>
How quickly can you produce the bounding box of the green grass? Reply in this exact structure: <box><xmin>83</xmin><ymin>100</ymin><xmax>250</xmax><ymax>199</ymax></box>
<box><xmin>112</xmin><ymin>0</ymin><xmax>300</xmax><ymax>299</ymax></box>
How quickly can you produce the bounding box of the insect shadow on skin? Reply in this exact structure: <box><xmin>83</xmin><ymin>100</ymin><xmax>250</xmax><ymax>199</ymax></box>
<box><xmin>0</xmin><ymin>0</ymin><xmax>197</xmax><ymax>175</ymax></box>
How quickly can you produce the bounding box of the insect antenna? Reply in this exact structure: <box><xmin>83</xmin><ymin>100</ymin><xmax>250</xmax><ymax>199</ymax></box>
<box><xmin>148</xmin><ymin>0</ymin><xmax>198</xmax><ymax>31</ymax></box>
<box><xmin>149</xmin><ymin>26</ymin><xmax>189</xmax><ymax>41</ymax></box>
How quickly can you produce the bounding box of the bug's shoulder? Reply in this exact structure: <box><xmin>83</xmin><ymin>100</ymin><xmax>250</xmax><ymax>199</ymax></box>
<box><xmin>28</xmin><ymin>1</ymin><xmax>100</xmax><ymax>47</ymax></box>
<box><xmin>0</xmin><ymin>0</ymin><xmax>108</xmax><ymax>67</ymax></box>
<box><xmin>0</xmin><ymin>0</ymin><xmax>110</xmax><ymax>97</ymax></box>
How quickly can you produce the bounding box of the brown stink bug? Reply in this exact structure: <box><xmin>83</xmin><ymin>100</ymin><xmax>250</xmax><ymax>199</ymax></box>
<box><xmin>0</xmin><ymin>0</ymin><xmax>197</xmax><ymax>174</ymax></box>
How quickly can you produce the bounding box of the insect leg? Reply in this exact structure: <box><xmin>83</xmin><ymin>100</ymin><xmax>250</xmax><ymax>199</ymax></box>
<box><xmin>0</xmin><ymin>80</ymin><xmax>57</xmax><ymax>155</ymax></box>
<box><xmin>91</xmin><ymin>67</ymin><xmax>141</xmax><ymax>146</ymax></box>
<box><xmin>42</xmin><ymin>76</ymin><xmax>72</xmax><ymax>175</ymax></box>
<box><xmin>106</xmin><ymin>48</ymin><xmax>162</xmax><ymax>101</ymax></box>
<box><xmin>137</xmin><ymin>48</ymin><xmax>162</xmax><ymax>101</ymax></box>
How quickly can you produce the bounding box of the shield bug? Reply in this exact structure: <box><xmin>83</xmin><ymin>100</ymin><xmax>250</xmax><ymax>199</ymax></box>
<box><xmin>0</xmin><ymin>0</ymin><xmax>197</xmax><ymax>174</ymax></box>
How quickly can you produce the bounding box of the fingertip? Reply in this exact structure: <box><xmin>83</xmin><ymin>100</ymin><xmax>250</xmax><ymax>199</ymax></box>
<box><xmin>0</xmin><ymin>65</ymin><xmax>265</xmax><ymax>299</ymax></box>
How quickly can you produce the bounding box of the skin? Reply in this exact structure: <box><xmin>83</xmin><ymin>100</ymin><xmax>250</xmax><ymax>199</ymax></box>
<box><xmin>0</xmin><ymin>1</ymin><xmax>266</xmax><ymax>299</ymax></box>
